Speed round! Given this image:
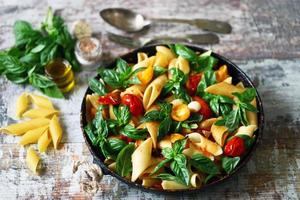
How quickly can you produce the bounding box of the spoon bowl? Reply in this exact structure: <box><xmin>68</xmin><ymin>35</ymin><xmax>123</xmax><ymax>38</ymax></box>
<box><xmin>100</xmin><ymin>8</ymin><xmax>150</xmax><ymax>32</ymax></box>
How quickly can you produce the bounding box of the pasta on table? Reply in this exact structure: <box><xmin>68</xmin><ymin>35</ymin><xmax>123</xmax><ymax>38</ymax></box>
<box><xmin>85</xmin><ymin>44</ymin><xmax>259</xmax><ymax>190</ymax></box>
<box><xmin>0</xmin><ymin>93</ymin><xmax>63</xmax><ymax>175</ymax></box>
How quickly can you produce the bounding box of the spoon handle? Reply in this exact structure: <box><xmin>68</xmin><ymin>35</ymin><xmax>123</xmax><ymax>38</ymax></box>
<box><xmin>150</xmin><ymin>18</ymin><xmax>232</xmax><ymax>34</ymax></box>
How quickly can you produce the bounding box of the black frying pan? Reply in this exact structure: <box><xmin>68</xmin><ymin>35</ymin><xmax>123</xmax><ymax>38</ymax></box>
<box><xmin>80</xmin><ymin>44</ymin><xmax>264</xmax><ymax>195</ymax></box>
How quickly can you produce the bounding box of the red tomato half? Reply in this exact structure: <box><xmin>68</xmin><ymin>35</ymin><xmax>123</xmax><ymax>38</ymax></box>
<box><xmin>186</xmin><ymin>73</ymin><xmax>202</xmax><ymax>95</ymax></box>
<box><xmin>224</xmin><ymin>137</ymin><xmax>246</xmax><ymax>157</ymax></box>
<box><xmin>193</xmin><ymin>96</ymin><xmax>212</xmax><ymax>119</ymax></box>
<box><xmin>98</xmin><ymin>92</ymin><xmax>121</xmax><ymax>105</ymax></box>
<box><xmin>121</xmin><ymin>94</ymin><xmax>144</xmax><ymax>116</ymax></box>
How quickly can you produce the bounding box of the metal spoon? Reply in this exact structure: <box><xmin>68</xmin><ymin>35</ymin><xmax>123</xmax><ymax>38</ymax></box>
<box><xmin>100</xmin><ymin>8</ymin><xmax>232</xmax><ymax>34</ymax></box>
<box><xmin>107</xmin><ymin>32</ymin><xmax>219</xmax><ymax>48</ymax></box>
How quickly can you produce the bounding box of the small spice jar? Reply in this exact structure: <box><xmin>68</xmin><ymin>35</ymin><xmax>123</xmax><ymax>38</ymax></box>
<box><xmin>75</xmin><ymin>37</ymin><xmax>102</xmax><ymax>66</ymax></box>
<box><xmin>45</xmin><ymin>58</ymin><xmax>75</xmax><ymax>93</ymax></box>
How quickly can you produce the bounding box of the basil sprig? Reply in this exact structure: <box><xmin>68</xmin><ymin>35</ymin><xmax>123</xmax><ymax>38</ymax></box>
<box><xmin>153</xmin><ymin>139</ymin><xmax>190</xmax><ymax>186</ymax></box>
<box><xmin>203</xmin><ymin>93</ymin><xmax>235</xmax><ymax>116</ymax></box>
<box><xmin>196</xmin><ymin>70</ymin><xmax>217</xmax><ymax>96</ymax></box>
<box><xmin>141</xmin><ymin>102</ymin><xmax>172</xmax><ymax>140</ymax></box>
<box><xmin>88</xmin><ymin>78</ymin><xmax>107</xmax><ymax>96</ymax></box>
<box><xmin>215</xmin><ymin>88</ymin><xmax>258</xmax><ymax>132</ymax></box>
<box><xmin>161</xmin><ymin>68</ymin><xmax>191</xmax><ymax>103</ymax></box>
<box><xmin>169</xmin><ymin>44</ymin><xmax>218</xmax><ymax>72</ymax></box>
<box><xmin>0</xmin><ymin>8</ymin><xmax>79</xmax><ymax>98</ymax></box>
<box><xmin>221</xmin><ymin>156</ymin><xmax>240</xmax><ymax>174</ymax></box>
<box><xmin>116</xmin><ymin>143</ymin><xmax>135</xmax><ymax>177</ymax></box>
<box><xmin>191</xmin><ymin>153</ymin><xmax>220</xmax><ymax>183</ymax></box>
<box><xmin>98</xmin><ymin>58</ymin><xmax>145</xmax><ymax>89</ymax></box>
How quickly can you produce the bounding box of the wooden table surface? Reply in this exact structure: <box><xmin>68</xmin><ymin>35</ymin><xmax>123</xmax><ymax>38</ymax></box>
<box><xmin>0</xmin><ymin>0</ymin><xmax>300</xmax><ymax>199</ymax></box>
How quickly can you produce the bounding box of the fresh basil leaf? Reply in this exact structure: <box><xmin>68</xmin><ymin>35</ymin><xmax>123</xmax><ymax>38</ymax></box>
<box><xmin>40</xmin><ymin>85</ymin><xmax>64</xmax><ymax>99</ymax></box>
<box><xmin>232</xmin><ymin>88</ymin><xmax>256</xmax><ymax>103</ymax></box>
<box><xmin>204</xmin><ymin>173</ymin><xmax>217</xmax><ymax>184</ymax></box>
<box><xmin>173</xmin><ymin>139</ymin><xmax>187</xmax><ymax>154</ymax></box>
<box><xmin>151</xmin><ymin>158</ymin><xmax>171</xmax><ymax>175</ymax></box>
<box><xmin>162</xmin><ymin>147</ymin><xmax>174</xmax><ymax>159</ymax></box>
<box><xmin>0</xmin><ymin>53</ymin><xmax>27</xmax><ymax>74</ymax></box>
<box><xmin>171</xmin><ymin>154</ymin><xmax>190</xmax><ymax>185</ymax></box>
<box><xmin>196</xmin><ymin>70</ymin><xmax>216</xmax><ymax>96</ymax></box>
<box><xmin>108</xmin><ymin>138</ymin><xmax>127</xmax><ymax>153</ymax></box>
<box><xmin>6</xmin><ymin>73</ymin><xmax>28</xmax><ymax>84</ymax></box>
<box><xmin>224</xmin><ymin>108</ymin><xmax>240</xmax><ymax>132</ymax></box>
<box><xmin>88</xmin><ymin>78</ymin><xmax>107</xmax><ymax>96</ymax></box>
<box><xmin>221</xmin><ymin>156</ymin><xmax>240</xmax><ymax>174</ymax></box>
<box><xmin>196</xmin><ymin>51</ymin><xmax>218</xmax><ymax>72</ymax></box>
<box><xmin>13</xmin><ymin>20</ymin><xmax>41</xmax><ymax>46</ymax></box>
<box><xmin>120</xmin><ymin>124</ymin><xmax>148</xmax><ymax>140</ymax></box>
<box><xmin>239</xmin><ymin>102</ymin><xmax>258</xmax><ymax>112</ymax></box>
<box><xmin>116</xmin><ymin>143</ymin><xmax>135</xmax><ymax>177</ymax></box>
<box><xmin>84</xmin><ymin>122</ymin><xmax>97</xmax><ymax>145</ymax></box>
<box><xmin>100</xmin><ymin>140</ymin><xmax>112</xmax><ymax>158</ymax></box>
<box><xmin>236</xmin><ymin>134</ymin><xmax>255</xmax><ymax>149</ymax></box>
<box><xmin>191</xmin><ymin>153</ymin><xmax>220</xmax><ymax>175</ymax></box>
<box><xmin>31</xmin><ymin>44</ymin><xmax>46</xmax><ymax>53</ymax></box>
<box><xmin>114</xmin><ymin>106</ymin><xmax>131</xmax><ymax>126</ymax></box>
<box><xmin>156</xmin><ymin>173</ymin><xmax>185</xmax><ymax>185</ymax></box>
<box><xmin>173</xmin><ymin>44</ymin><xmax>198</xmax><ymax>62</ymax></box>
<box><xmin>154</xmin><ymin>65</ymin><xmax>167</xmax><ymax>76</ymax></box>
<box><xmin>141</xmin><ymin>110</ymin><xmax>162</xmax><ymax>122</ymax></box>
<box><xmin>239</xmin><ymin>107</ymin><xmax>249</xmax><ymax>126</ymax></box>
<box><xmin>158</xmin><ymin>117</ymin><xmax>172</xmax><ymax>140</ymax></box>
<box><xmin>116</xmin><ymin>58</ymin><xmax>130</xmax><ymax>75</ymax></box>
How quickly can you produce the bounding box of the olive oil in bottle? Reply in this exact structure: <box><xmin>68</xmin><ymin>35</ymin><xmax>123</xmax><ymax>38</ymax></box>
<box><xmin>45</xmin><ymin>59</ymin><xmax>75</xmax><ymax>93</ymax></box>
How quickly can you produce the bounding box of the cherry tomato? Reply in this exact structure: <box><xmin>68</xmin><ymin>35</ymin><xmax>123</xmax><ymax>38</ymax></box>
<box><xmin>224</xmin><ymin>137</ymin><xmax>246</xmax><ymax>157</ymax></box>
<box><xmin>120</xmin><ymin>134</ymin><xmax>133</xmax><ymax>143</ymax></box>
<box><xmin>186</xmin><ymin>73</ymin><xmax>202</xmax><ymax>95</ymax></box>
<box><xmin>121</xmin><ymin>94</ymin><xmax>144</xmax><ymax>116</ymax></box>
<box><xmin>193</xmin><ymin>96</ymin><xmax>212</xmax><ymax>119</ymax></box>
<box><xmin>98</xmin><ymin>92</ymin><xmax>121</xmax><ymax>105</ymax></box>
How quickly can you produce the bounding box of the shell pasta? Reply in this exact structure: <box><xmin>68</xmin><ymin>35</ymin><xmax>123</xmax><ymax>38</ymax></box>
<box><xmin>85</xmin><ymin>44</ymin><xmax>259</xmax><ymax>190</ymax></box>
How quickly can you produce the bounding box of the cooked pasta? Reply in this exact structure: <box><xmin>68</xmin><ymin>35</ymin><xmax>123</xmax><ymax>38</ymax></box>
<box><xmin>84</xmin><ymin>44</ymin><xmax>259</xmax><ymax>190</ymax></box>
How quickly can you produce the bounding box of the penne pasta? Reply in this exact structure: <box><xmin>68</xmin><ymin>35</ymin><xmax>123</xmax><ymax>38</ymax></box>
<box><xmin>86</xmin><ymin>94</ymin><xmax>100</xmax><ymax>109</ymax></box>
<box><xmin>145</xmin><ymin>122</ymin><xmax>159</xmax><ymax>149</ymax></box>
<box><xmin>0</xmin><ymin>118</ymin><xmax>50</xmax><ymax>135</ymax></box>
<box><xmin>109</xmin><ymin>104</ymin><xmax>117</xmax><ymax>120</ymax></box>
<box><xmin>120</xmin><ymin>84</ymin><xmax>146</xmax><ymax>99</ymax></box>
<box><xmin>19</xmin><ymin>125</ymin><xmax>48</xmax><ymax>146</ymax></box>
<box><xmin>188</xmin><ymin>132</ymin><xmax>223</xmax><ymax>156</ymax></box>
<box><xmin>247</xmin><ymin>99</ymin><xmax>258</xmax><ymax>126</ymax></box>
<box><xmin>108</xmin><ymin>162</ymin><xmax>116</xmax><ymax>171</ymax></box>
<box><xmin>205</xmin><ymin>82</ymin><xmax>245</xmax><ymax>98</ymax></box>
<box><xmin>158</xmin><ymin>136</ymin><xmax>172</xmax><ymax>149</ymax></box>
<box><xmin>183</xmin><ymin>144</ymin><xmax>214</xmax><ymax>161</ymax></box>
<box><xmin>22</xmin><ymin>108</ymin><xmax>59</xmax><ymax>119</ymax></box>
<box><xmin>131</xmin><ymin>138</ymin><xmax>153</xmax><ymax>182</ymax></box>
<box><xmin>26</xmin><ymin>147</ymin><xmax>41</xmax><ymax>174</ymax></box>
<box><xmin>38</xmin><ymin>129</ymin><xmax>52</xmax><ymax>152</ymax></box>
<box><xmin>156</xmin><ymin>46</ymin><xmax>176</xmax><ymax>62</ymax></box>
<box><xmin>211</xmin><ymin>121</ymin><xmax>228</xmax><ymax>147</ymax></box>
<box><xmin>190</xmin><ymin>173</ymin><xmax>203</xmax><ymax>188</ymax></box>
<box><xmin>16</xmin><ymin>92</ymin><xmax>29</xmax><ymax>118</ymax></box>
<box><xmin>143</xmin><ymin>74</ymin><xmax>167</xmax><ymax>110</ymax></box>
<box><xmin>49</xmin><ymin>115</ymin><xmax>62</xmax><ymax>149</ymax></box>
<box><xmin>137</xmin><ymin>52</ymin><xmax>148</xmax><ymax>63</ymax></box>
<box><xmin>168</xmin><ymin>56</ymin><xmax>190</xmax><ymax>79</ymax></box>
<box><xmin>142</xmin><ymin>178</ymin><xmax>161</xmax><ymax>187</ymax></box>
<box><xmin>223</xmin><ymin>76</ymin><xmax>232</xmax><ymax>84</ymax></box>
<box><xmin>154</xmin><ymin>51</ymin><xmax>169</xmax><ymax>67</ymax></box>
<box><xmin>235</xmin><ymin>125</ymin><xmax>258</xmax><ymax>137</ymax></box>
<box><xmin>161</xmin><ymin>180</ymin><xmax>189</xmax><ymax>190</ymax></box>
<box><xmin>30</xmin><ymin>94</ymin><xmax>54</xmax><ymax>109</ymax></box>
<box><xmin>199</xmin><ymin>118</ymin><xmax>217</xmax><ymax>129</ymax></box>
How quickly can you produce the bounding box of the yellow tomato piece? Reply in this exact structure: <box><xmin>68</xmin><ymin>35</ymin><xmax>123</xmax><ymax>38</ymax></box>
<box><xmin>171</xmin><ymin>104</ymin><xmax>190</xmax><ymax>122</ymax></box>
<box><xmin>137</xmin><ymin>65</ymin><xmax>154</xmax><ymax>85</ymax></box>
<box><xmin>216</xmin><ymin>65</ymin><xmax>229</xmax><ymax>82</ymax></box>
<box><xmin>170</xmin><ymin>133</ymin><xmax>185</xmax><ymax>143</ymax></box>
